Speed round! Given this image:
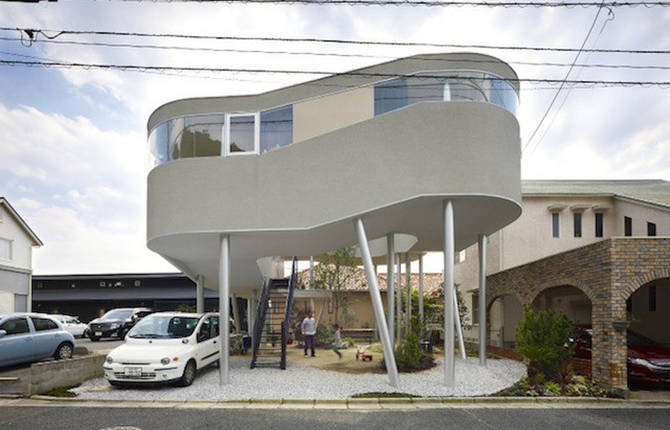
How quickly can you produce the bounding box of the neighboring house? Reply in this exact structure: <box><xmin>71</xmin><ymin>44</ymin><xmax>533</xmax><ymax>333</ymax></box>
<box><xmin>454</xmin><ymin>180</ymin><xmax>670</xmax><ymax>390</ymax></box>
<box><xmin>0</xmin><ymin>197</ymin><xmax>43</xmax><ymax>312</ymax></box>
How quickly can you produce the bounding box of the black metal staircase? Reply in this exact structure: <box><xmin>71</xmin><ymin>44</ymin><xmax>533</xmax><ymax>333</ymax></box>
<box><xmin>250</xmin><ymin>257</ymin><xmax>297</xmax><ymax>369</ymax></box>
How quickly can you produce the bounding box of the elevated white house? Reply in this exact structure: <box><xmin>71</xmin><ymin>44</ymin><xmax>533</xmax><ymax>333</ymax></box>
<box><xmin>145</xmin><ymin>53</ymin><xmax>522</xmax><ymax>386</ymax></box>
<box><xmin>0</xmin><ymin>197</ymin><xmax>43</xmax><ymax>313</ymax></box>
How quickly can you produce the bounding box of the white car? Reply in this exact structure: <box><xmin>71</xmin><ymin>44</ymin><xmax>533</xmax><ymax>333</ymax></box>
<box><xmin>52</xmin><ymin>315</ymin><xmax>88</xmax><ymax>338</ymax></box>
<box><xmin>103</xmin><ymin>312</ymin><xmax>220</xmax><ymax>387</ymax></box>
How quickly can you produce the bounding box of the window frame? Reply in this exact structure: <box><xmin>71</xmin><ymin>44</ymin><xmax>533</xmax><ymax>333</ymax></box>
<box><xmin>573</xmin><ymin>212</ymin><xmax>582</xmax><ymax>238</ymax></box>
<box><xmin>647</xmin><ymin>222</ymin><xmax>657</xmax><ymax>237</ymax></box>
<box><xmin>224</xmin><ymin>113</ymin><xmax>260</xmax><ymax>156</ymax></box>
<box><xmin>551</xmin><ymin>212</ymin><xmax>560</xmax><ymax>238</ymax></box>
<box><xmin>0</xmin><ymin>237</ymin><xmax>12</xmax><ymax>261</ymax></box>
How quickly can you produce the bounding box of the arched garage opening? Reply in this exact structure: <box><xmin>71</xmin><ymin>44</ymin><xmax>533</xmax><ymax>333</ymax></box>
<box><xmin>487</xmin><ymin>294</ymin><xmax>523</xmax><ymax>348</ymax></box>
<box><xmin>626</xmin><ymin>277</ymin><xmax>670</xmax><ymax>390</ymax></box>
<box><xmin>531</xmin><ymin>285</ymin><xmax>592</xmax><ymax>326</ymax></box>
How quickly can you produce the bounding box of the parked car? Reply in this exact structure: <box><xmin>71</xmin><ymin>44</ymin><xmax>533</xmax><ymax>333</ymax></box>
<box><xmin>571</xmin><ymin>325</ymin><xmax>670</xmax><ymax>386</ymax></box>
<box><xmin>52</xmin><ymin>315</ymin><xmax>88</xmax><ymax>338</ymax></box>
<box><xmin>0</xmin><ymin>313</ymin><xmax>75</xmax><ymax>368</ymax></box>
<box><xmin>103</xmin><ymin>312</ymin><xmax>219</xmax><ymax>387</ymax></box>
<box><xmin>88</xmin><ymin>308</ymin><xmax>153</xmax><ymax>341</ymax></box>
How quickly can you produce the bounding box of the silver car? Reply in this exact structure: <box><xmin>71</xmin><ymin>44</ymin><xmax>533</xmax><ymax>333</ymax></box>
<box><xmin>0</xmin><ymin>313</ymin><xmax>75</xmax><ymax>368</ymax></box>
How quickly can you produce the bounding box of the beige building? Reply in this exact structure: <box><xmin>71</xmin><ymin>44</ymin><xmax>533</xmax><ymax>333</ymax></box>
<box><xmin>456</xmin><ymin>180</ymin><xmax>670</xmax><ymax>346</ymax></box>
<box><xmin>0</xmin><ymin>197</ymin><xmax>43</xmax><ymax>313</ymax></box>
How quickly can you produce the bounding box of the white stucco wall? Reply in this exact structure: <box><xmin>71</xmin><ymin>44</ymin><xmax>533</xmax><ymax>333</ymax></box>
<box><xmin>0</xmin><ymin>204</ymin><xmax>33</xmax><ymax>271</ymax></box>
<box><xmin>614</xmin><ymin>198</ymin><xmax>670</xmax><ymax>236</ymax></box>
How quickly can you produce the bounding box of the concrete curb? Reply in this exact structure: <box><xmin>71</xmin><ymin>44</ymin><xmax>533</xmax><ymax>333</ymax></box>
<box><xmin>7</xmin><ymin>395</ymin><xmax>669</xmax><ymax>410</ymax></box>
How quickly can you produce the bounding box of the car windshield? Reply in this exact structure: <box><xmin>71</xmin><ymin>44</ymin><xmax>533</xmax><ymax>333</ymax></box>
<box><xmin>627</xmin><ymin>330</ymin><xmax>657</xmax><ymax>347</ymax></box>
<box><xmin>101</xmin><ymin>309</ymin><xmax>133</xmax><ymax>321</ymax></box>
<box><xmin>128</xmin><ymin>315</ymin><xmax>200</xmax><ymax>339</ymax></box>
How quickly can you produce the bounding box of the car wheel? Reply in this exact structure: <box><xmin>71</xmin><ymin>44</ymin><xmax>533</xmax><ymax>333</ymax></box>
<box><xmin>55</xmin><ymin>342</ymin><xmax>73</xmax><ymax>360</ymax></box>
<box><xmin>178</xmin><ymin>360</ymin><xmax>196</xmax><ymax>387</ymax></box>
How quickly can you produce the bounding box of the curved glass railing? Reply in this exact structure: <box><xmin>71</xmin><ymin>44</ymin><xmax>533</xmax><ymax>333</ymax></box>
<box><xmin>149</xmin><ymin>70</ymin><xmax>518</xmax><ymax>167</ymax></box>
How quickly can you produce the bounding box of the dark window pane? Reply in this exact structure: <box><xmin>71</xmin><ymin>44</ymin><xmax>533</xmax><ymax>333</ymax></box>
<box><xmin>552</xmin><ymin>213</ymin><xmax>559</xmax><ymax>238</ymax></box>
<box><xmin>649</xmin><ymin>286</ymin><xmax>657</xmax><ymax>312</ymax></box>
<box><xmin>647</xmin><ymin>222</ymin><xmax>656</xmax><ymax>237</ymax></box>
<box><xmin>32</xmin><ymin>318</ymin><xmax>58</xmax><ymax>331</ymax></box>
<box><xmin>624</xmin><ymin>216</ymin><xmax>632</xmax><ymax>236</ymax></box>
<box><xmin>573</xmin><ymin>213</ymin><xmax>582</xmax><ymax>238</ymax></box>
<box><xmin>595</xmin><ymin>213</ymin><xmax>604</xmax><ymax>238</ymax></box>
<box><xmin>0</xmin><ymin>318</ymin><xmax>29</xmax><ymax>335</ymax></box>
<box><xmin>626</xmin><ymin>296</ymin><xmax>632</xmax><ymax>312</ymax></box>
<box><xmin>260</xmin><ymin>105</ymin><xmax>293</xmax><ymax>152</ymax></box>
<box><xmin>374</xmin><ymin>78</ymin><xmax>408</xmax><ymax>115</ymax></box>
<box><xmin>229</xmin><ymin>115</ymin><xmax>256</xmax><ymax>153</ymax></box>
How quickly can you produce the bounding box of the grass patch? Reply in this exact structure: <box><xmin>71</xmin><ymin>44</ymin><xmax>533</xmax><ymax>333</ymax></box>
<box><xmin>45</xmin><ymin>385</ymin><xmax>78</xmax><ymax>398</ymax></box>
<box><xmin>352</xmin><ymin>392</ymin><xmax>421</xmax><ymax>398</ymax></box>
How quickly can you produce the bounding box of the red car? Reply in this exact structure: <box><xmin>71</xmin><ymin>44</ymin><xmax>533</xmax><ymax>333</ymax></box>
<box><xmin>571</xmin><ymin>326</ymin><xmax>670</xmax><ymax>387</ymax></box>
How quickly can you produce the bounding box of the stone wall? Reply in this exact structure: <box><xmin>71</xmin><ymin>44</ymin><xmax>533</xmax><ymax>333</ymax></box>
<box><xmin>30</xmin><ymin>353</ymin><xmax>106</xmax><ymax>395</ymax></box>
<box><xmin>486</xmin><ymin>237</ymin><xmax>670</xmax><ymax>389</ymax></box>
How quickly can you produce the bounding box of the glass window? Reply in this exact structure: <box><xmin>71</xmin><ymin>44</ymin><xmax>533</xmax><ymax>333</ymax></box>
<box><xmin>149</xmin><ymin>122</ymin><xmax>168</xmax><ymax>166</ymax></box>
<box><xmin>0</xmin><ymin>238</ymin><xmax>10</xmax><ymax>260</ymax></box>
<box><xmin>471</xmin><ymin>292</ymin><xmax>479</xmax><ymax>323</ymax></box>
<box><xmin>647</xmin><ymin>222</ymin><xmax>656</xmax><ymax>237</ymax></box>
<box><xmin>32</xmin><ymin>318</ymin><xmax>58</xmax><ymax>331</ymax></box>
<box><xmin>260</xmin><ymin>105</ymin><xmax>293</xmax><ymax>153</ymax></box>
<box><xmin>198</xmin><ymin>317</ymin><xmax>212</xmax><ymax>342</ymax></box>
<box><xmin>552</xmin><ymin>213</ymin><xmax>560</xmax><ymax>238</ymax></box>
<box><xmin>624</xmin><ymin>216</ymin><xmax>632</xmax><ymax>236</ymax></box>
<box><xmin>168</xmin><ymin>117</ymin><xmax>185</xmax><ymax>161</ymax></box>
<box><xmin>0</xmin><ymin>318</ymin><xmax>29</xmax><ymax>335</ymax></box>
<box><xmin>488</xmin><ymin>78</ymin><xmax>518</xmax><ymax>115</ymax></box>
<box><xmin>595</xmin><ymin>213</ymin><xmax>604</xmax><ymax>238</ymax></box>
<box><xmin>228</xmin><ymin>114</ymin><xmax>257</xmax><ymax>154</ymax></box>
<box><xmin>374</xmin><ymin>78</ymin><xmax>408</xmax><ymax>115</ymax></box>
<box><xmin>573</xmin><ymin>213</ymin><xmax>582</xmax><ymax>238</ymax></box>
<box><xmin>189</xmin><ymin>115</ymin><xmax>224</xmax><ymax>158</ymax></box>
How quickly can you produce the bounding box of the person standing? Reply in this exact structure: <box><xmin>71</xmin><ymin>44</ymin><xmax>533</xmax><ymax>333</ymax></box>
<box><xmin>301</xmin><ymin>311</ymin><xmax>316</xmax><ymax>357</ymax></box>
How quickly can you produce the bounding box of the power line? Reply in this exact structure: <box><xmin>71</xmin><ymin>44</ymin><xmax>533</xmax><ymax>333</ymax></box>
<box><xmin>3</xmin><ymin>36</ymin><xmax>670</xmax><ymax>71</ymax></box>
<box><xmin>93</xmin><ymin>0</ymin><xmax>670</xmax><ymax>7</ymax></box>
<box><xmin>3</xmin><ymin>27</ymin><xmax>670</xmax><ymax>54</ymax></box>
<box><xmin>523</xmin><ymin>2</ymin><xmax>605</xmax><ymax>152</ymax></box>
<box><xmin>2</xmin><ymin>59</ymin><xmax>670</xmax><ymax>87</ymax></box>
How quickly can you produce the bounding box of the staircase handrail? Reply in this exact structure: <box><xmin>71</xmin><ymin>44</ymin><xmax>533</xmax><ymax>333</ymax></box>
<box><xmin>250</xmin><ymin>277</ymin><xmax>271</xmax><ymax>368</ymax></box>
<box><xmin>280</xmin><ymin>257</ymin><xmax>298</xmax><ymax>369</ymax></box>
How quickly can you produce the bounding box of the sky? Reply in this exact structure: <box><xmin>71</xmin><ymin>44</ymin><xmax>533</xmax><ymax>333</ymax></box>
<box><xmin>0</xmin><ymin>0</ymin><xmax>669</xmax><ymax>276</ymax></box>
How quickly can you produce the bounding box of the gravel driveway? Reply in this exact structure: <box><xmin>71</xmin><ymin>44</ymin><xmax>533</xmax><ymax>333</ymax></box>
<box><xmin>73</xmin><ymin>357</ymin><xmax>525</xmax><ymax>400</ymax></box>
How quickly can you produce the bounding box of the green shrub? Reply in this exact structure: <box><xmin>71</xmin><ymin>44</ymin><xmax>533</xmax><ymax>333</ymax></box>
<box><xmin>315</xmin><ymin>323</ymin><xmax>333</xmax><ymax>347</ymax></box>
<box><xmin>395</xmin><ymin>330</ymin><xmax>423</xmax><ymax>370</ymax></box>
<box><xmin>515</xmin><ymin>306</ymin><xmax>573</xmax><ymax>384</ymax></box>
<box><xmin>542</xmin><ymin>381</ymin><xmax>561</xmax><ymax>396</ymax></box>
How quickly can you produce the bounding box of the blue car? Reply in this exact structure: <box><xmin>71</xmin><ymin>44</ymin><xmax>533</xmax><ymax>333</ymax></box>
<box><xmin>0</xmin><ymin>313</ymin><xmax>76</xmax><ymax>368</ymax></box>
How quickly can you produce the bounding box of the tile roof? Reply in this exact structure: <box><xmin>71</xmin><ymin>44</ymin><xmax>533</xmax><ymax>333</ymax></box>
<box><xmin>521</xmin><ymin>179</ymin><xmax>670</xmax><ymax>209</ymax></box>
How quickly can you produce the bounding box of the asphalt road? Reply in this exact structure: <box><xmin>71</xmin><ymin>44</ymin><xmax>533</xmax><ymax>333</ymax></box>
<box><xmin>1</xmin><ymin>407</ymin><xmax>669</xmax><ymax>430</ymax></box>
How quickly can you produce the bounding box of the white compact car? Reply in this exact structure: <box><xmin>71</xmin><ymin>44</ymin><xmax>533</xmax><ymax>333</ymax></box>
<box><xmin>53</xmin><ymin>315</ymin><xmax>88</xmax><ymax>338</ymax></box>
<box><xmin>103</xmin><ymin>312</ymin><xmax>220</xmax><ymax>387</ymax></box>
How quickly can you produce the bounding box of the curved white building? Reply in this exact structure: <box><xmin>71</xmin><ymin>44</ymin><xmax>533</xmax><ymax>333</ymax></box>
<box><xmin>146</xmin><ymin>52</ymin><xmax>522</xmax><ymax>386</ymax></box>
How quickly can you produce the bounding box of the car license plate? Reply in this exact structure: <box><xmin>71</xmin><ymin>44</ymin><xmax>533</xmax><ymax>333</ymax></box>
<box><xmin>95</xmin><ymin>331</ymin><xmax>102</xmax><ymax>336</ymax></box>
<box><xmin>124</xmin><ymin>367</ymin><xmax>142</xmax><ymax>377</ymax></box>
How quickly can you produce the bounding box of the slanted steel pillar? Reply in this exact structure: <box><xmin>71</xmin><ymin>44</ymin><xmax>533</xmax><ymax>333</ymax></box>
<box><xmin>218</xmin><ymin>234</ymin><xmax>231</xmax><ymax>385</ymax></box>
<box><xmin>443</xmin><ymin>201</ymin><xmax>455</xmax><ymax>387</ymax></box>
<box><xmin>419</xmin><ymin>255</ymin><xmax>424</xmax><ymax>327</ymax></box>
<box><xmin>405</xmin><ymin>252</ymin><xmax>411</xmax><ymax>332</ymax></box>
<box><xmin>309</xmin><ymin>256</ymin><xmax>315</xmax><ymax>312</ymax></box>
<box><xmin>453</xmin><ymin>288</ymin><xmax>466</xmax><ymax>360</ymax></box>
<box><xmin>355</xmin><ymin>218</ymin><xmax>399</xmax><ymax>387</ymax></box>
<box><xmin>478</xmin><ymin>233</ymin><xmax>487</xmax><ymax>366</ymax></box>
<box><xmin>250</xmin><ymin>289</ymin><xmax>258</xmax><ymax>348</ymax></box>
<box><xmin>196</xmin><ymin>275</ymin><xmax>205</xmax><ymax>314</ymax></box>
<box><xmin>386</xmin><ymin>233</ymin><xmax>395</xmax><ymax>346</ymax></box>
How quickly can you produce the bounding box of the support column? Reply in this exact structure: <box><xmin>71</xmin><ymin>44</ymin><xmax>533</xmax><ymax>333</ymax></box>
<box><xmin>196</xmin><ymin>275</ymin><xmax>205</xmax><ymax>314</ymax></box>
<box><xmin>218</xmin><ymin>234</ymin><xmax>231</xmax><ymax>385</ymax></box>
<box><xmin>405</xmin><ymin>252</ymin><xmax>411</xmax><ymax>332</ymax></box>
<box><xmin>251</xmin><ymin>289</ymin><xmax>258</xmax><ymax>348</ymax></box>
<box><xmin>419</xmin><ymin>255</ymin><xmax>424</xmax><ymax>328</ymax></box>
<box><xmin>443</xmin><ymin>200</ymin><xmax>455</xmax><ymax>387</ymax></box>
<box><xmin>309</xmin><ymin>256</ymin><xmax>315</xmax><ymax>312</ymax></box>
<box><xmin>453</xmin><ymin>288</ymin><xmax>466</xmax><ymax>360</ymax></box>
<box><xmin>355</xmin><ymin>218</ymin><xmax>399</xmax><ymax>387</ymax></box>
<box><xmin>232</xmin><ymin>294</ymin><xmax>241</xmax><ymax>334</ymax></box>
<box><xmin>396</xmin><ymin>253</ymin><xmax>402</xmax><ymax>340</ymax></box>
<box><xmin>478</xmin><ymin>234</ymin><xmax>487</xmax><ymax>366</ymax></box>
<box><xmin>386</xmin><ymin>233</ymin><xmax>395</xmax><ymax>346</ymax></box>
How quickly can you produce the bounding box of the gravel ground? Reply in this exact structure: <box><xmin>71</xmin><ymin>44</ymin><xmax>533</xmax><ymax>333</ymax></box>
<box><xmin>73</xmin><ymin>357</ymin><xmax>525</xmax><ymax>400</ymax></box>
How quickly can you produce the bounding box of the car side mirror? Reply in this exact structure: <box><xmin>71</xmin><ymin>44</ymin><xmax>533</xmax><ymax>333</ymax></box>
<box><xmin>0</xmin><ymin>330</ymin><xmax>6</xmax><ymax>338</ymax></box>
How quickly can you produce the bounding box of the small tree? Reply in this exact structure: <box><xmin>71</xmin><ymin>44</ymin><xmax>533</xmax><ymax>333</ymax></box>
<box><xmin>515</xmin><ymin>306</ymin><xmax>574</xmax><ymax>384</ymax></box>
<box><xmin>312</xmin><ymin>247</ymin><xmax>364</xmax><ymax>326</ymax></box>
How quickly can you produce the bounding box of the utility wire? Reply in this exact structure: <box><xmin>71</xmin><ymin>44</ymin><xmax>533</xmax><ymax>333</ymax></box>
<box><xmin>3</xmin><ymin>36</ymin><xmax>670</xmax><ymax>71</ymax></box>
<box><xmin>2</xmin><ymin>59</ymin><xmax>670</xmax><ymax>87</ymax></box>
<box><xmin>3</xmin><ymin>27</ymin><xmax>670</xmax><ymax>54</ymax></box>
<box><xmin>522</xmin><ymin>2</ymin><xmax>605</xmax><ymax>152</ymax></box>
<box><xmin>93</xmin><ymin>0</ymin><xmax>670</xmax><ymax>7</ymax></box>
